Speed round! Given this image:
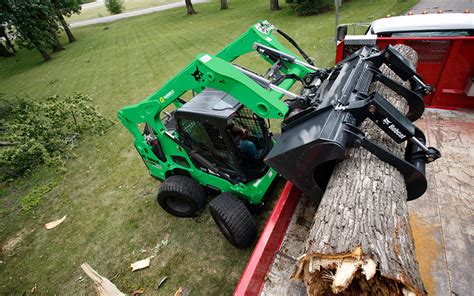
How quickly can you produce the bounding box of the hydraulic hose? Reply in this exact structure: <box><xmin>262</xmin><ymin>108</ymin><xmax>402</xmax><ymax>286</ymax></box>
<box><xmin>276</xmin><ymin>28</ymin><xmax>315</xmax><ymax>66</ymax></box>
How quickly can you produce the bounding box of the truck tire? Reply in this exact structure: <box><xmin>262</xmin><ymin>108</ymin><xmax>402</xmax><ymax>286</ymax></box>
<box><xmin>209</xmin><ymin>192</ymin><xmax>257</xmax><ymax>248</ymax></box>
<box><xmin>157</xmin><ymin>175</ymin><xmax>205</xmax><ymax>217</ymax></box>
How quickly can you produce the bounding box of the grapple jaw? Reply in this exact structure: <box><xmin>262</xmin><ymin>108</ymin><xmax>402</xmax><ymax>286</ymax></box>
<box><xmin>265</xmin><ymin>45</ymin><xmax>440</xmax><ymax>201</ymax></box>
<box><xmin>265</xmin><ymin>108</ymin><xmax>347</xmax><ymax>199</ymax></box>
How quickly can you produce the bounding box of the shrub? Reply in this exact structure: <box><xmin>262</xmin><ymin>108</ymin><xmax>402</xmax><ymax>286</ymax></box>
<box><xmin>105</xmin><ymin>0</ymin><xmax>124</xmax><ymax>15</ymax></box>
<box><xmin>295</xmin><ymin>1</ymin><xmax>320</xmax><ymax>16</ymax></box>
<box><xmin>287</xmin><ymin>0</ymin><xmax>334</xmax><ymax>16</ymax></box>
<box><xmin>0</xmin><ymin>94</ymin><xmax>113</xmax><ymax>180</ymax></box>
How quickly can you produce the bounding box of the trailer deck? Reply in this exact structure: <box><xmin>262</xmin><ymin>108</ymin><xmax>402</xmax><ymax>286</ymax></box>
<box><xmin>409</xmin><ymin>108</ymin><xmax>473</xmax><ymax>295</ymax></box>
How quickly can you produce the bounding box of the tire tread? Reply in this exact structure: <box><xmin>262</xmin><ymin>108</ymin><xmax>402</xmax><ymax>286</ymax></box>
<box><xmin>157</xmin><ymin>175</ymin><xmax>205</xmax><ymax>217</ymax></box>
<box><xmin>209</xmin><ymin>193</ymin><xmax>256</xmax><ymax>248</ymax></box>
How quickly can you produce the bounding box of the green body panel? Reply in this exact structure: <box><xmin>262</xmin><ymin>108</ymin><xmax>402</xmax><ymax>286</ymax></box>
<box><xmin>118</xmin><ymin>21</ymin><xmax>313</xmax><ymax>204</ymax></box>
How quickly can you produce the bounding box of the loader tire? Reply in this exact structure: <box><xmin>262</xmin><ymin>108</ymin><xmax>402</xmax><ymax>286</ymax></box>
<box><xmin>209</xmin><ymin>193</ymin><xmax>257</xmax><ymax>248</ymax></box>
<box><xmin>157</xmin><ymin>175</ymin><xmax>205</xmax><ymax>217</ymax></box>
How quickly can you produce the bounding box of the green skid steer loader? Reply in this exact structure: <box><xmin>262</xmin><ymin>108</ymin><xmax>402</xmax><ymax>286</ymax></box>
<box><xmin>118</xmin><ymin>21</ymin><xmax>439</xmax><ymax>248</ymax></box>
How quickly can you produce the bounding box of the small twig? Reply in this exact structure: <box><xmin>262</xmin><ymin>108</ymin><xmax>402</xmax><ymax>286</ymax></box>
<box><xmin>70</xmin><ymin>110</ymin><xmax>80</xmax><ymax>133</ymax></box>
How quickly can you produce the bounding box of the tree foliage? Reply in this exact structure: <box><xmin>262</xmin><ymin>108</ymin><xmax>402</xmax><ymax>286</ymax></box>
<box><xmin>52</xmin><ymin>0</ymin><xmax>81</xmax><ymax>16</ymax></box>
<box><xmin>0</xmin><ymin>0</ymin><xmax>82</xmax><ymax>60</ymax></box>
<box><xmin>51</xmin><ymin>0</ymin><xmax>82</xmax><ymax>43</ymax></box>
<box><xmin>0</xmin><ymin>94</ymin><xmax>114</xmax><ymax>180</ymax></box>
<box><xmin>0</xmin><ymin>0</ymin><xmax>60</xmax><ymax>60</ymax></box>
<box><xmin>285</xmin><ymin>0</ymin><xmax>333</xmax><ymax>16</ymax></box>
<box><xmin>105</xmin><ymin>0</ymin><xmax>124</xmax><ymax>15</ymax></box>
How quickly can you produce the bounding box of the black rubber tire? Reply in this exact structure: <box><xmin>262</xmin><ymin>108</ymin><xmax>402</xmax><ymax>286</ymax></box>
<box><xmin>157</xmin><ymin>175</ymin><xmax>205</xmax><ymax>218</ymax></box>
<box><xmin>209</xmin><ymin>192</ymin><xmax>257</xmax><ymax>248</ymax></box>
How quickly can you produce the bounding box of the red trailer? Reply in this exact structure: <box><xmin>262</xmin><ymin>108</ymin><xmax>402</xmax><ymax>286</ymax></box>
<box><xmin>235</xmin><ymin>32</ymin><xmax>474</xmax><ymax>295</ymax></box>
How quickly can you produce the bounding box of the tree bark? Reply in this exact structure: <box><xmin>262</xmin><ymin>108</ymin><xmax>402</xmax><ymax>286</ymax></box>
<box><xmin>52</xmin><ymin>37</ymin><xmax>65</xmax><ymax>52</ymax></box>
<box><xmin>0</xmin><ymin>27</ymin><xmax>16</xmax><ymax>53</ymax></box>
<box><xmin>57</xmin><ymin>13</ymin><xmax>76</xmax><ymax>43</ymax></box>
<box><xmin>270</xmin><ymin>0</ymin><xmax>280</xmax><ymax>11</ymax></box>
<box><xmin>185</xmin><ymin>0</ymin><xmax>197</xmax><ymax>14</ymax></box>
<box><xmin>0</xmin><ymin>42</ymin><xmax>13</xmax><ymax>57</ymax></box>
<box><xmin>220</xmin><ymin>0</ymin><xmax>228</xmax><ymax>10</ymax></box>
<box><xmin>293</xmin><ymin>45</ymin><xmax>425</xmax><ymax>295</ymax></box>
<box><xmin>37</xmin><ymin>47</ymin><xmax>52</xmax><ymax>61</ymax></box>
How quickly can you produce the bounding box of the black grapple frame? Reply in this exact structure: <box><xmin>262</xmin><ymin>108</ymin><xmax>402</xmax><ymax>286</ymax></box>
<box><xmin>265</xmin><ymin>45</ymin><xmax>441</xmax><ymax>201</ymax></box>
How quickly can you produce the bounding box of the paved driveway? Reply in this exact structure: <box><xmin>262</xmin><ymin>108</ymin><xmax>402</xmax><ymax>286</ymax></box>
<box><xmin>409</xmin><ymin>0</ymin><xmax>473</xmax><ymax>13</ymax></box>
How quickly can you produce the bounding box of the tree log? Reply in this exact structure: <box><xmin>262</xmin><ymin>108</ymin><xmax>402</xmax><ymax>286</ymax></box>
<box><xmin>293</xmin><ymin>45</ymin><xmax>425</xmax><ymax>295</ymax></box>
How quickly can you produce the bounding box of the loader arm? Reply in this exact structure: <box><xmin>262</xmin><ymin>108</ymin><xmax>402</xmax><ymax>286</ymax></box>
<box><xmin>118</xmin><ymin>20</ymin><xmax>314</xmax><ymax>142</ymax></box>
<box><xmin>118</xmin><ymin>53</ymin><xmax>292</xmax><ymax>139</ymax></box>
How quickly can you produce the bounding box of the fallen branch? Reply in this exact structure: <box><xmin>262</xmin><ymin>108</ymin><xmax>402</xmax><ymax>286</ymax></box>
<box><xmin>81</xmin><ymin>263</ymin><xmax>125</xmax><ymax>296</ymax></box>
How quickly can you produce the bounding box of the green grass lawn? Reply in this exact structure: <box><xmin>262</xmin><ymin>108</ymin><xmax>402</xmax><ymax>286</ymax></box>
<box><xmin>68</xmin><ymin>0</ymin><xmax>181</xmax><ymax>23</ymax></box>
<box><xmin>0</xmin><ymin>0</ymin><xmax>416</xmax><ymax>294</ymax></box>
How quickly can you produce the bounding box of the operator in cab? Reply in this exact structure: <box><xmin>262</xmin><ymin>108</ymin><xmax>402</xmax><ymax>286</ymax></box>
<box><xmin>230</xmin><ymin>125</ymin><xmax>259</xmax><ymax>160</ymax></box>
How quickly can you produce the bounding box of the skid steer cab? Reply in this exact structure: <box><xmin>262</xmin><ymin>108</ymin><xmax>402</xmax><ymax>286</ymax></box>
<box><xmin>175</xmin><ymin>89</ymin><xmax>273</xmax><ymax>183</ymax></box>
<box><xmin>118</xmin><ymin>20</ymin><xmax>439</xmax><ymax>248</ymax></box>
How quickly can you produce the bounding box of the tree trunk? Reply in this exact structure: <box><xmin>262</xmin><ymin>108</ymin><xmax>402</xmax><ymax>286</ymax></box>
<box><xmin>270</xmin><ymin>0</ymin><xmax>280</xmax><ymax>11</ymax></box>
<box><xmin>185</xmin><ymin>0</ymin><xmax>197</xmax><ymax>14</ymax></box>
<box><xmin>0</xmin><ymin>27</ymin><xmax>16</xmax><ymax>53</ymax></box>
<box><xmin>293</xmin><ymin>45</ymin><xmax>425</xmax><ymax>295</ymax></box>
<box><xmin>220</xmin><ymin>0</ymin><xmax>228</xmax><ymax>10</ymax></box>
<box><xmin>37</xmin><ymin>47</ymin><xmax>52</xmax><ymax>61</ymax></box>
<box><xmin>57</xmin><ymin>13</ymin><xmax>76</xmax><ymax>43</ymax></box>
<box><xmin>0</xmin><ymin>43</ymin><xmax>13</xmax><ymax>57</ymax></box>
<box><xmin>52</xmin><ymin>37</ymin><xmax>65</xmax><ymax>52</ymax></box>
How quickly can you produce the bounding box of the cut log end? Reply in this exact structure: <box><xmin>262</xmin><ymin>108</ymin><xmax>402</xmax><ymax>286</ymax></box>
<box><xmin>293</xmin><ymin>247</ymin><xmax>419</xmax><ymax>295</ymax></box>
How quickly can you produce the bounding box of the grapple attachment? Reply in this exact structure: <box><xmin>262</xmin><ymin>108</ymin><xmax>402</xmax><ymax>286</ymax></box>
<box><xmin>265</xmin><ymin>46</ymin><xmax>440</xmax><ymax>201</ymax></box>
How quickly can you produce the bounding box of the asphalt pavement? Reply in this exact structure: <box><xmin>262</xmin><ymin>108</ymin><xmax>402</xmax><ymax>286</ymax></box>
<box><xmin>409</xmin><ymin>0</ymin><xmax>474</xmax><ymax>13</ymax></box>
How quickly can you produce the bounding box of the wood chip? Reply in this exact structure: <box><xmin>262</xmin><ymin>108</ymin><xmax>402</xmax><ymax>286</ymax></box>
<box><xmin>81</xmin><ymin>262</ymin><xmax>125</xmax><ymax>296</ymax></box>
<box><xmin>131</xmin><ymin>289</ymin><xmax>144</xmax><ymax>295</ymax></box>
<box><xmin>44</xmin><ymin>215</ymin><xmax>67</xmax><ymax>230</ymax></box>
<box><xmin>130</xmin><ymin>257</ymin><xmax>151</xmax><ymax>272</ymax></box>
<box><xmin>31</xmin><ymin>283</ymin><xmax>37</xmax><ymax>293</ymax></box>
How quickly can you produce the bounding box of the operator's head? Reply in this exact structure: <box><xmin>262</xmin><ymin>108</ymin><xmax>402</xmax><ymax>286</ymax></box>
<box><xmin>230</xmin><ymin>125</ymin><xmax>247</xmax><ymax>139</ymax></box>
